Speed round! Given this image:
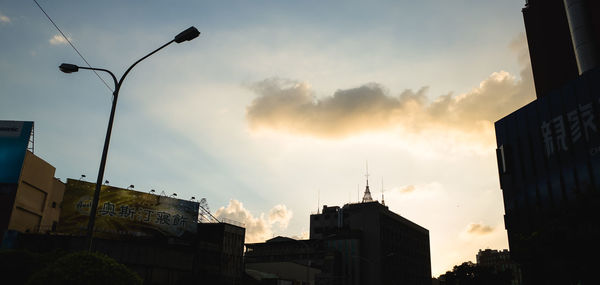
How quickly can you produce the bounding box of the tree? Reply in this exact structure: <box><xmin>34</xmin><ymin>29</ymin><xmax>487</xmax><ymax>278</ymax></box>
<box><xmin>0</xmin><ymin>250</ymin><xmax>44</xmax><ymax>285</ymax></box>
<box><xmin>27</xmin><ymin>251</ymin><xmax>142</xmax><ymax>285</ymax></box>
<box><xmin>438</xmin><ymin>261</ymin><xmax>512</xmax><ymax>285</ymax></box>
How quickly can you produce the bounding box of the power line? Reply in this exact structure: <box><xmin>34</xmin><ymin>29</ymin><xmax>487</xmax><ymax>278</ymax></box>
<box><xmin>33</xmin><ymin>0</ymin><xmax>113</xmax><ymax>93</ymax></box>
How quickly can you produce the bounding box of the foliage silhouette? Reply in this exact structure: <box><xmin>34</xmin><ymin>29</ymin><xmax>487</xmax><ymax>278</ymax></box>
<box><xmin>26</xmin><ymin>251</ymin><xmax>141</xmax><ymax>285</ymax></box>
<box><xmin>0</xmin><ymin>250</ymin><xmax>45</xmax><ymax>285</ymax></box>
<box><xmin>438</xmin><ymin>261</ymin><xmax>513</xmax><ymax>285</ymax></box>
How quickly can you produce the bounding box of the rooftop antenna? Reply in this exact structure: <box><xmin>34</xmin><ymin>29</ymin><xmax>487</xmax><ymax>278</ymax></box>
<box><xmin>366</xmin><ymin>161</ymin><xmax>370</xmax><ymax>187</ymax></box>
<box><xmin>362</xmin><ymin>161</ymin><xmax>373</xmax><ymax>202</ymax></box>
<box><xmin>317</xmin><ymin>189</ymin><xmax>320</xmax><ymax>214</ymax></box>
<box><xmin>381</xmin><ymin>177</ymin><xmax>385</xmax><ymax>206</ymax></box>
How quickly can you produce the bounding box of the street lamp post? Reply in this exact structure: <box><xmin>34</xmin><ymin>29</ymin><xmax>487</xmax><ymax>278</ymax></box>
<box><xmin>59</xmin><ymin>26</ymin><xmax>200</xmax><ymax>251</ymax></box>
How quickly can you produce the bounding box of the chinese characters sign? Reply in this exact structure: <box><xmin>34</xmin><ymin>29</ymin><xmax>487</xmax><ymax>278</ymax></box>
<box><xmin>540</xmin><ymin>100</ymin><xmax>599</xmax><ymax>157</ymax></box>
<box><xmin>59</xmin><ymin>179</ymin><xmax>199</xmax><ymax>239</ymax></box>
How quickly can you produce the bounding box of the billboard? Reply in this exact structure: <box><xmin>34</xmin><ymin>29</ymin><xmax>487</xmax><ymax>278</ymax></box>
<box><xmin>59</xmin><ymin>179</ymin><xmax>199</xmax><ymax>239</ymax></box>
<box><xmin>0</xmin><ymin>121</ymin><xmax>33</xmax><ymax>185</ymax></box>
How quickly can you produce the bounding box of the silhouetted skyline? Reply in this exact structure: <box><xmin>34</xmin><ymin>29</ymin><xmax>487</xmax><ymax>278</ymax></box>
<box><xmin>0</xmin><ymin>0</ymin><xmax>530</xmax><ymax>276</ymax></box>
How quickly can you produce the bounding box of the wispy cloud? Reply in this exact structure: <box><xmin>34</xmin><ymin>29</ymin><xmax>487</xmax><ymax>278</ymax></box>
<box><xmin>464</xmin><ymin>222</ymin><xmax>495</xmax><ymax>235</ymax></box>
<box><xmin>214</xmin><ymin>199</ymin><xmax>293</xmax><ymax>243</ymax></box>
<box><xmin>398</xmin><ymin>185</ymin><xmax>416</xmax><ymax>193</ymax></box>
<box><xmin>245</xmin><ymin>35</ymin><xmax>534</xmax><ymax>140</ymax></box>
<box><xmin>0</xmin><ymin>12</ymin><xmax>10</xmax><ymax>23</ymax></box>
<box><xmin>49</xmin><ymin>34</ymin><xmax>71</xmax><ymax>45</ymax></box>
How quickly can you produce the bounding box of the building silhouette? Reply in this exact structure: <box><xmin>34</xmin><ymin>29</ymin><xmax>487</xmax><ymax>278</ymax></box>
<box><xmin>245</xmin><ymin>177</ymin><xmax>431</xmax><ymax>285</ymax></box>
<box><xmin>0</xmin><ymin>121</ymin><xmax>65</xmax><ymax>240</ymax></box>
<box><xmin>476</xmin><ymin>249</ymin><xmax>522</xmax><ymax>285</ymax></box>
<box><xmin>310</xmin><ymin>201</ymin><xmax>431</xmax><ymax>285</ymax></box>
<box><xmin>245</xmin><ymin>236</ymin><xmax>338</xmax><ymax>284</ymax></box>
<box><xmin>495</xmin><ymin>1</ymin><xmax>600</xmax><ymax>284</ymax></box>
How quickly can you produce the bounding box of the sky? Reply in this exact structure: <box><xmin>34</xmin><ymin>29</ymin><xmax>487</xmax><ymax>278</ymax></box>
<box><xmin>0</xmin><ymin>0</ymin><xmax>535</xmax><ymax>277</ymax></box>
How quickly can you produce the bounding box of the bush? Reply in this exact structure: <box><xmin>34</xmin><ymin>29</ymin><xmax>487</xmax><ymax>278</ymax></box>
<box><xmin>27</xmin><ymin>251</ymin><xmax>142</xmax><ymax>285</ymax></box>
<box><xmin>0</xmin><ymin>249</ymin><xmax>45</xmax><ymax>285</ymax></box>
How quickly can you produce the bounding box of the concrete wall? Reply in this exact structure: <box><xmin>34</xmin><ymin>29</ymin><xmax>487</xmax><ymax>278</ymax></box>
<box><xmin>8</xmin><ymin>151</ymin><xmax>64</xmax><ymax>233</ymax></box>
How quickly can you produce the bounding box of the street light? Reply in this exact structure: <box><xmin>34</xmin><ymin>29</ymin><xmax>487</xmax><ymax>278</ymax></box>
<box><xmin>59</xmin><ymin>26</ymin><xmax>200</xmax><ymax>251</ymax></box>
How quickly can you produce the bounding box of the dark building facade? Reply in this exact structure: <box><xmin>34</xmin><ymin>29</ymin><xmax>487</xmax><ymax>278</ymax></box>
<box><xmin>495</xmin><ymin>1</ymin><xmax>600</xmax><ymax>284</ymax></box>
<box><xmin>523</xmin><ymin>0</ymin><xmax>600</xmax><ymax>98</ymax></box>
<box><xmin>310</xmin><ymin>202</ymin><xmax>431</xmax><ymax>285</ymax></box>
<box><xmin>495</xmin><ymin>68</ymin><xmax>600</xmax><ymax>284</ymax></box>
<box><xmin>245</xmin><ymin>236</ymin><xmax>341</xmax><ymax>285</ymax></box>
<box><xmin>476</xmin><ymin>249</ymin><xmax>522</xmax><ymax>285</ymax></box>
<box><xmin>522</xmin><ymin>0</ymin><xmax>579</xmax><ymax>97</ymax></box>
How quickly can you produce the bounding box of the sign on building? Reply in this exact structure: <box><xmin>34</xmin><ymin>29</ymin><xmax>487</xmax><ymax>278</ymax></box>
<box><xmin>0</xmin><ymin>121</ymin><xmax>33</xmax><ymax>185</ymax></box>
<box><xmin>59</xmin><ymin>179</ymin><xmax>199</xmax><ymax>239</ymax></box>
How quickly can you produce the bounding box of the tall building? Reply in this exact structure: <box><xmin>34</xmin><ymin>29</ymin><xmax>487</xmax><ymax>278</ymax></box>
<box><xmin>522</xmin><ymin>0</ymin><xmax>579</xmax><ymax>97</ymax></box>
<box><xmin>310</xmin><ymin>180</ymin><xmax>431</xmax><ymax>285</ymax></box>
<box><xmin>476</xmin><ymin>249</ymin><xmax>522</xmax><ymax>285</ymax></box>
<box><xmin>495</xmin><ymin>1</ymin><xmax>600</xmax><ymax>284</ymax></box>
<box><xmin>523</xmin><ymin>0</ymin><xmax>600</xmax><ymax>97</ymax></box>
<box><xmin>245</xmin><ymin>175</ymin><xmax>430</xmax><ymax>285</ymax></box>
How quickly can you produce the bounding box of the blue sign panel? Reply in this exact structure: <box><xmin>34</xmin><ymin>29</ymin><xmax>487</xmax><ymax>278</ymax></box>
<box><xmin>0</xmin><ymin>121</ymin><xmax>33</xmax><ymax>184</ymax></box>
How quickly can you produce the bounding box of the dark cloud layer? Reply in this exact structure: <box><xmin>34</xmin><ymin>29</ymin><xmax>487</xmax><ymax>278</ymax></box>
<box><xmin>246</xmin><ymin>36</ymin><xmax>534</xmax><ymax>138</ymax></box>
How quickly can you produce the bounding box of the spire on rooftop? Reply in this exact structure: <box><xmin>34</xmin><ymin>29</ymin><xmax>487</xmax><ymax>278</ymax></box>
<box><xmin>362</xmin><ymin>161</ymin><xmax>373</xmax><ymax>203</ymax></box>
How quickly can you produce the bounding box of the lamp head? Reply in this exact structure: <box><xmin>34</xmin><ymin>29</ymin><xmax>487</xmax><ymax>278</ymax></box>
<box><xmin>59</xmin><ymin>63</ymin><xmax>79</xmax><ymax>73</ymax></box>
<box><xmin>174</xmin><ymin>26</ymin><xmax>200</xmax><ymax>43</ymax></box>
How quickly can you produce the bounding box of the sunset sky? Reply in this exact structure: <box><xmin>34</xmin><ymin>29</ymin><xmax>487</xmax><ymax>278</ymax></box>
<box><xmin>1</xmin><ymin>0</ymin><xmax>534</xmax><ymax>276</ymax></box>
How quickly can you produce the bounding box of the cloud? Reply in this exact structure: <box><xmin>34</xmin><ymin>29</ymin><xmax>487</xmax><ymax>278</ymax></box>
<box><xmin>49</xmin><ymin>34</ymin><xmax>70</xmax><ymax>45</ymax></box>
<box><xmin>245</xmin><ymin>35</ymin><xmax>534</xmax><ymax>139</ymax></box>
<box><xmin>214</xmin><ymin>199</ymin><xmax>293</xmax><ymax>243</ymax></box>
<box><xmin>398</xmin><ymin>185</ymin><xmax>416</xmax><ymax>193</ymax></box>
<box><xmin>0</xmin><ymin>13</ymin><xmax>9</xmax><ymax>23</ymax></box>
<box><xmin>464</xmin><ymin>222</ymin><xmax>495</xmax><ymax>235</ymax></box>
<box><xmin>510</xmin><ymin>32</ymin><xmax>530</xmax><ymax>66</ymax></box>
<box><xmin>268</xmin><ymin>204</ymin><xmax>293</xmax><ymax>229</ymax></box>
